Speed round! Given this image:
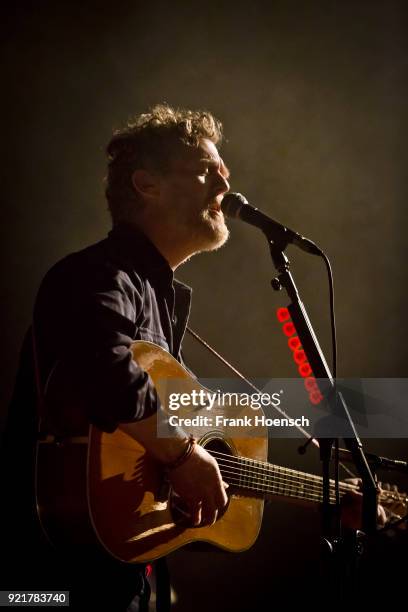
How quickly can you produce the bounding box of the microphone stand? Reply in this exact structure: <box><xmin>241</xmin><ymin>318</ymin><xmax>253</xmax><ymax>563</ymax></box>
<box><xmin>267</xmin><ymin>239</ymin><xmax>377</xmax><ymax>600</ymax></box>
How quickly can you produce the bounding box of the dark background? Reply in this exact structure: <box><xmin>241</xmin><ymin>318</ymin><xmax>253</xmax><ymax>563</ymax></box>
<box><xmin>2</xmin><ymin>1</ymin><xmax>408</xmax><ymax>608</ymax></box>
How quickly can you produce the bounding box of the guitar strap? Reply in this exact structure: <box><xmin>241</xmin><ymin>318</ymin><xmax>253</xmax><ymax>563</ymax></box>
<box><xmin>186</xmin><ymin>326</ymin><xmax>357</xmax><ymax>480</ymax></box>
<box><xmin>186</xmin><ymin>326</ymin><xmax>260</xmax><ymax>393</ymax></box>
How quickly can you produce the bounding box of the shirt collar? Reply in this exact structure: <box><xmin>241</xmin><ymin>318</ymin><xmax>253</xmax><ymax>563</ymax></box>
<box><xmin>107</xmin><ymin>225</ymin><xmax>194</xmax><ymax>299</ymax></box>
<box><xmin>107</xmin><ymin>223</ymin><xmax>174</xmax><ymax>285</ymax></box>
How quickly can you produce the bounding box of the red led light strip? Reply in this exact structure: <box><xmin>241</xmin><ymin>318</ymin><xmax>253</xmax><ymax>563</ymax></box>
<box><xmin>276</xmin><ymin>307</ymin><xmax>323</xmax><ymax>405</ymax></box>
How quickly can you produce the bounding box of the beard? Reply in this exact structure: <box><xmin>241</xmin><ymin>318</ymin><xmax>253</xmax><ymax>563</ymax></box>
<box><xmin>155</xmin><ymin>199</ymin><xmax>230</xmax><ymax>266</ymax></box>
<box><xmin>189</xmin><ymin>208</ymin><xmax>230</xmax><ymax>253</ymax></box>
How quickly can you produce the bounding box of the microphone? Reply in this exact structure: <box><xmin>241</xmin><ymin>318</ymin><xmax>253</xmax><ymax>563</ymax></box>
<box><xmin>222</xmin><ymin>192</ymin><xmax>321</xmax><ymax>255</ymax></box>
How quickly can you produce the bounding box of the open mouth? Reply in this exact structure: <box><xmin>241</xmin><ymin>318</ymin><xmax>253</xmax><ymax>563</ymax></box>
<box><xmin>208</xmin><ymin>208</ymin><xmax>222</xmax><ymax>217</ymax></box>
<box><xmin>208</xmin><ymin>204</ymin><xmax>222</xmax><ymax>215</ymax></box>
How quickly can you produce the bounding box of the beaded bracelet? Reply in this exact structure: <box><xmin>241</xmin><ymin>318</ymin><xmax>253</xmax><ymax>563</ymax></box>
<box><xmin>165</xmin><ymin>434</ymin><xmax>197</xmax><ymax>470</ymax></box>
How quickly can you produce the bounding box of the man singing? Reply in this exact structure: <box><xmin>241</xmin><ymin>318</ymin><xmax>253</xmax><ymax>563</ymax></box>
<box><xmin>3</xmin><ymin>104</ymin><xmax>231</xmax><ymax>610</ymax></box>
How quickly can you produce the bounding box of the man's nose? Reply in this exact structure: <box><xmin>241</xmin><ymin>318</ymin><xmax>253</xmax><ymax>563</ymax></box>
<box><xmin>214</xmin><ymin>172</ymin><xmax>230</xmax><ymax>195</ymax></box>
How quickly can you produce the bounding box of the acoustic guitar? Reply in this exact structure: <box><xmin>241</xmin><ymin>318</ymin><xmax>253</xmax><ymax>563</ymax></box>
<box><xmin>36</xmin><ymin>341</ymin><xmax>407</xmax><ymax>563</ymax></box>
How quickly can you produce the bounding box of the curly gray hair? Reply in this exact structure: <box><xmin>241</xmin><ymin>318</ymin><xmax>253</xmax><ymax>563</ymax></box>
<box><xmin>105</xmin><ymin>103</ymin><xmax>223</xmax><ymax>224</ymax></box>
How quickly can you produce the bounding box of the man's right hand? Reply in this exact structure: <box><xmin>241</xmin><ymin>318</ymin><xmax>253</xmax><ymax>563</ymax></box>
<box><xmin>119</xmin><ymin>412</ymin><xmax>228</xmax><ymax>527</ymax></box>
<box><xmin>166</xmin><ymin>443</ymin><xmax>229</xmax><ymax>527</ymax></box>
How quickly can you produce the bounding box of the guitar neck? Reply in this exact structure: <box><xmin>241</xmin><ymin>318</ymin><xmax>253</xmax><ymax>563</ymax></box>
<box><xmin>211</xmin><ymin>450</ymin><xmax>408</xmax><ymax>508</ymax></box>
<box><xmin>211</xmin><ymin>450</ymin><xmax>350</xmax><ymax>504</ymax></box>
<box><xmin>210</xmin><ymin>449</ymin><xmax>408</xmax><ymax>507</ymax></box>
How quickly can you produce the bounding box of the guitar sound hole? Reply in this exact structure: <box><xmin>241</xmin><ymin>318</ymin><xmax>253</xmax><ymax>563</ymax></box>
<box><xmin>169</xmin><ymin>435</ymin><xmax>233</xmax><ymax>526</ymax></box>
<box><xmin>202</xmin><ymin>436</ymin><xmax>235</xmax><ymax>502</ymax></box>
<box><xmin>202</xmin><ymin>436</ymin><xmax>233</xmax><ymax>457</ymax></box>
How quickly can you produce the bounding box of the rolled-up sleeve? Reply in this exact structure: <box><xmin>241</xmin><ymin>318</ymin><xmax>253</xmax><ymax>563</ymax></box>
<box><xmin>34</xmin><ymin>258</ymin><xmax>159</xmax><ymax>433</ymax></box>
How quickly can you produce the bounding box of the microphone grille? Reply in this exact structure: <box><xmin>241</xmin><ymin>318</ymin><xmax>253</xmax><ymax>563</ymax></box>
<box><xmin>221</xmin><ymin>192</ymin><xmax>248</xmax><ymax>218</ymax></box>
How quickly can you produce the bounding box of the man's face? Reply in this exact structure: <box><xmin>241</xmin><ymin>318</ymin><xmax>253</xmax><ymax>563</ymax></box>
<box><xmin>156</xmin><ymin>138</ymin><xmax>230</xmax><ymax>253</ymax></box>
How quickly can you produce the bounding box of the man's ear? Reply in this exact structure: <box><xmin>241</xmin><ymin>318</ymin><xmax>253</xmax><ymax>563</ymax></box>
<box><xmin>131</xmin><ymin>169</ymin><xmax>160</xmax><ymax>200</ymax></box>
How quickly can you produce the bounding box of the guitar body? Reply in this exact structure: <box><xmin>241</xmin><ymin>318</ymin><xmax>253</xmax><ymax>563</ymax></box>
<box><xmin>36</xmin><ymin>341</ymin><xmax>267</xmax><ymax>563</ymax></box>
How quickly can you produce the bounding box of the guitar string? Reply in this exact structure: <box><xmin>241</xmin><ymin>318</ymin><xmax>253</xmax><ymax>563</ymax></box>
<box><xmin>213</xmin><ymin>460</ymin><xmax>331</xmax><ymax>493</ymax></box>
<box><xmin>207</xmin><ymin>447</ymin><xmax>351</xmax><ymax>485</ymax></box>
<box><xmin>214</xmin><ymin>462</ymin><xmax>407</xmax><ymax>506</ymax></box>
<box><xmin>208</xmin><ymin>449</ymin><xmax>356</xmax><ymax>492</ymax></box>
<box><xmin>221</xmin><ymin>482</ymin><xmax>333</xmax><ymax>503</ymax></box>
<box><xmin>217</xmin><ymin>469</ymin><xmax>336</xmax><ymax>500</ymax></box>
<box><xmin>209</xmin><ymin>448</ymin><xmax>408</xmax><ymax>504</ymax></box>
<box><xmin>207</xmin><ymin>450</ymin><xmax>407</xmax><ymax>505</ymax></box>
<box><xmin>215</xmin><ymin>462</ymin><xmax>345</xmax><ymax>499</ymax></box>
<box><xmin>212</xmin><ymin>457</ymin><xmax>346</xmax><ymax>496</ymax></box>
<box><xmin>216</xmin><ymin>466</ymin><xmax>406</xmax><ymax>506</ymax></box>
<box><xmin>212</xmin><ymin>455</ymin><xmax>350</xmax><ymax>500</ymax></box>
<box><xmin>214</xmin><ymin>472</ymin><xmax>337</xmax><ymax>502</ymax></box>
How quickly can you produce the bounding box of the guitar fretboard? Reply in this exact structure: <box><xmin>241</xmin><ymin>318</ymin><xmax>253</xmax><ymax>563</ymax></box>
<box><xmin>212</xmin><ymin>451</ymin><xmax>348</xmax><ymax>503</ymax></box>
<box><xmin>210</xmin><ymin>450</ymin><xmax>407</xmax><ymax>508</ymax></box>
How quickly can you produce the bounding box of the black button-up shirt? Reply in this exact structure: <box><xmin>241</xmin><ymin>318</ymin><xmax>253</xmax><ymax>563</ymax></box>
<box><xmin>1</xmin><ymin>225</ymin><xmax>191</xmax><ymax>595</ymax></box>
<box><xmin>31</xmin><ymin>223</ymin><xmax>192</xmax><ymax>433</ymax></box>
